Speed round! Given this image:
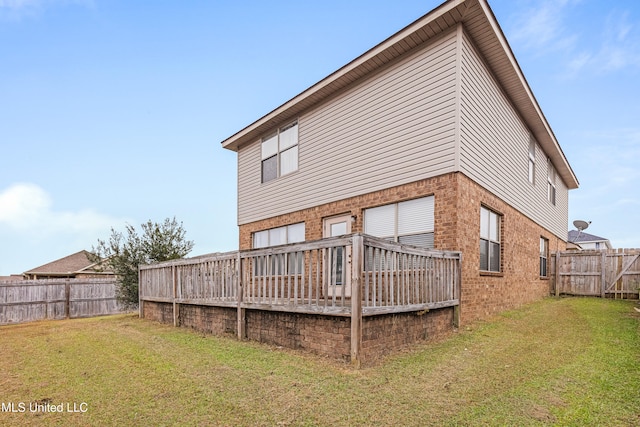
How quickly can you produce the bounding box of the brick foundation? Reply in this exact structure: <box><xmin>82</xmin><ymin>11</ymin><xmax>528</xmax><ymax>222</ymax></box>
<box><xmin>361</xmin><ymin>308</ymin><xmax>454</xmax><ymax>362</ymax></box>
<box><xmin>245</xmin><ymin>311</ymin><xmax>351</xmax><ymax>361</ymax></box>
<box><xmin>142</xmin><ymin>301</ymin><xmax>454</xmax><ymax>365</ymax></box>
<box><xmin>142</xmin><ymin>300</ymin><xmax>174</xmax><ymax>324</ymax></box>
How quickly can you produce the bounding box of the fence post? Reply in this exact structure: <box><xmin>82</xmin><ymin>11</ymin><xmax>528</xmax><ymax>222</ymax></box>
<box><xmin>600</xmin><ymin>251</ymin><xmax>607</xmax><ymax>298</ymax></box>
<box><xmin>45</xmin><ymin>280</ymin><xmax>51</xmax><ymax>320</ymax></box>
<box><xmin>237</xmin><ymin>252</ymin><xmax>246</xmax><ymax>340</ymax></box>
<box><xmin>65</xmin><ymin>279</ymin><xmax>71</xmax><ymax>319</ymax></box>
<box><xmin>350</xmin><ymin>234</ymin><xmax>363</xmax><ymax>368</ymax></box>
<box><xmin>554</xmin><ymin>251</ymin><xmax>561</xmax><ymax>297</ymax></box>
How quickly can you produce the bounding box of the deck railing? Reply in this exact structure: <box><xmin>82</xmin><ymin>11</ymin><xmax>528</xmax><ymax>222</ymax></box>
<box><xmin>362</xmin><ymin>235</ymin><xmax>460</xmax><ymax>315</ymax></box>
<box><xmin>139</xmin><ymin>233</ymin><xmax>461</xmax><ymax>364</ymax></box>
<box><xmin>140</xmin><ymin>234</ymin><xmax>460</xmax><ymax>315</ymax></box>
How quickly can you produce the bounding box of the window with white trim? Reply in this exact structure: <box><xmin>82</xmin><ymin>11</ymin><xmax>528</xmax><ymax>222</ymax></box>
<box><xmin>261</xmin><ymin>122</ymin><xmax>298</xmax><ymax>183</ymax></box>
<box><xmin>364</xmin><ymin>196</ymin><xmax>434</xmax><ymax>248</ymax></box>
<box><xmin>528</xmin><ymin>139</ymin><xmax>536</xmax><ymax>185</ymax></box>
<box><xmin>480</xmin><ymin>206</ymin><xmax>501</xmax><ymax>272</ymax></box>
<box><xmin>540</xmin><ymin>237</ymin><xmax>549</xmax><ymax>277</ymax></box>
<box><xmin>253</xmin><ymin>222</ymin><xmax>305</xmax><ymax>248</ymax></box>
<box><xmin>547</xmin><ymin>159</ymin><xmax>556</xmax><ymax>205</ymax></box>
<box><xmin>253</xmin><ymin>223</ymin><xmax>305</xmax><ymax>275</ymax></box>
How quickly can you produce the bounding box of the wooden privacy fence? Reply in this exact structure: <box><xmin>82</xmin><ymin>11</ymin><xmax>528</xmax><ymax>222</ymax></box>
<box><xmin>139</xmin><ymin>233</ymin><xmax>462</xmax><ymax>363</ymax></box>
<box><xmin>551</xmin><ymin>249</ymin><xmax>640</xmax><ymax>298</ymax></box>
<box><xmin>0</xmin><ymin>278</ymin><xmax>128</xmax><ymax>325</ymax></box>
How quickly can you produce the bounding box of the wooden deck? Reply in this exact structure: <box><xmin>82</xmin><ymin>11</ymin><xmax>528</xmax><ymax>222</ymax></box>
<box><xmin>139</xmin><ymin>233</ymin><xmax>461</xmax><ymax>365</ymax></box>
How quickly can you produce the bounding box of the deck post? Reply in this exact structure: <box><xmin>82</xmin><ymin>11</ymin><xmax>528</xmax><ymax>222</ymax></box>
<box><xmin>453</xmin><ymin>253</ymin><xmax>462</xmax><ymax>328</ymax></box>
<box><xmin>237</xmin><ymin>252</ymin><xmax>246</xmax><ymax>340</ymax></box>
<box><xmin>350</xmin><ymin>234</ymin><xmax>363</xmax><ymax>368</ymax></box>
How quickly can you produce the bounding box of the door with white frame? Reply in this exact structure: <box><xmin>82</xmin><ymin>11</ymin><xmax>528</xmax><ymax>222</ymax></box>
<box><xmin>323</xmin><ymin>215</ymin><xmax>352</xmax><ymax>297</ymax></box>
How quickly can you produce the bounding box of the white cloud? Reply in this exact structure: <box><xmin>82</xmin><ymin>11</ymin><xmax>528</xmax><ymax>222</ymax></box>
<box><xmin>507</xmin><ymin>2</ymin><xmax>640</xmax><ymax>76</ymax></box>
<box><xmin>0</xmin><ymin>182</ymin><xmax>126</xmax><ymax>237</ymax></box>
<box><xmin>596</xmin><ymin>10</ymin><xmax>640</xmax><ymax>72</ymax></box>
<box><xmin>0</xmin><ymin>183</ymin><xmax>132</xmax><ymax>275</ymax></box>
<box><xmin>0</xmin><ymin>183</ymin><xmax>49</xmax><ymax>229</ymax></box>
<box><xmin>508</xmin><ymin>0</ymin><xmax>580</xmax><ymax>55</ymax></box>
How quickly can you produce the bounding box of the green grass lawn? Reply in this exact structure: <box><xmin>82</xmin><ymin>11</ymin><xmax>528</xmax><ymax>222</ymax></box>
<box><xmin>1</xmin><ymin>297</ymin><xmax>638</xmax><ymax>426</ymax></box>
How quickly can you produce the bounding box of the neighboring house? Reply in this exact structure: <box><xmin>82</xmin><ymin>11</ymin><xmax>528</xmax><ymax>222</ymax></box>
<box><xmin>567</xmin><ymin>230</ymin><xmax>613</xmax><ymax>250</ymax></box>
<box><xmin>22</xmin><ymin>250</ymin><xmax>114</xmax><ymax>280</ymax></box>
<box><xmin>221</xmin><ymin>0</ymin><xmax>579</xmax><ymax>323</ymax></box>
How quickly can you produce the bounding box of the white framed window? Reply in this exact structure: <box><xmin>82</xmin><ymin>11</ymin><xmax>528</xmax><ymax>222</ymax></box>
<box><xmin>261</xmin><ymin>122</ymin><xmax>298</xmax><ymax>183</ymax></box>
<box><xmin>547</xmin><ymin>159</ymin><xmax>556</xmax><ymax>205</ymax></box>
<box><xmin>540</xmin><ymin>237</ymin><xmax>549</xmax><ymax>277</ymax></box>
<box><xmin>253</xmin><ymin>223</ymin><xmax>305</xmax><ymax>275</ymax></box>
<box><xmin>480</xmin><ymin>206</ymin><xmax>501</xmax><ymax>272</ymax></box>
<box><xmin>528</xmin><ymin>139</ymin><xmax>536</xmax><ymax>185</ymax></box>
<box><xmin>253</xmin><ymin>222</ymin><xmax>305</xmax><ymax>248</ymax></box>
<box><xmin>364</xmin><ymin>196</ymin><xmax>434</xmax><ymax>248</ymax></box>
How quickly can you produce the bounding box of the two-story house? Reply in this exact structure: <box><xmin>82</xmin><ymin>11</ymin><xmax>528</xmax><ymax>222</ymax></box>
<box><xmin>221</xmin><ymin>0</ymin><xmax>579</xmax><ymax>323</ymax></box>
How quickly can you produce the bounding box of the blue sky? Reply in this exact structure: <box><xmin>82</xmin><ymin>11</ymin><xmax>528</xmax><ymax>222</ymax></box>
<box><xmin>1</xmin><ymin>0</ymin><xmax>639</xmax><ymax>276</ymax></box>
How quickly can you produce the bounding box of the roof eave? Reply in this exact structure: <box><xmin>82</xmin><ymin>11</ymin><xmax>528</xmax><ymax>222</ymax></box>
<box><xmin>219</xmin><ymin>0</ymin><xmax>579</xmax><ymax>190</ymax></box>
<box><xmin>474</xmin><ymin>1</ymin><xmax>579</xmax><ymax>189</ymax></box>
<box><xmin>220</xmin><ymin>0</ymin><xmax>466</xmax><ymax>152</ymax></box>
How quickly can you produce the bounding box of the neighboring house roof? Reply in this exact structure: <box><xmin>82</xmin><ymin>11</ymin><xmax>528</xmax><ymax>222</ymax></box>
<box><xmin>23</xmin><ymin>250</ymin><xmax>112</xmax><ymax>278</ymax></box>
<box><xmin>220</xmin><ymin>0</ymin><xmax>579</xmax><ymax>190</ymax></box>
<box><xmin>0</xmin><ymin>275</ymin><xmax>23</xmax><ymax>282</ymax></box>
<box><xmin>567</xmin><ymin>230</ymin><xmax>613</xmax><ymax>249</ymax></box>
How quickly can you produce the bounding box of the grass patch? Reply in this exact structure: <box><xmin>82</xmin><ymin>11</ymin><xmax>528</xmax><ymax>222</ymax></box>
<box><xmin>1</xmin><ymin>297</ymin><xmax>638</xmax><ymax>426</ymax></box>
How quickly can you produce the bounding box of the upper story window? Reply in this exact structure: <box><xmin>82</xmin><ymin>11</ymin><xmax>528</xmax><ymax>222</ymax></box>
<box><xmin>547</xmin><ymin>159</ymin><xmax>556</xmax><ymax>205</ymax></box>
<box><xmin>261</xmin><ymin>122</ymin><xmax>298</xmax><ymax>183</ymax></box>
<box><xmin>528</xmin><ymin>139</ymin><xmax>536</xmax><ymax>185</ymax></box>
<box><xmin>364</xmin><ymin>196</ymin><xmax>434</xmax><ymax>248</ymax></box>
<box><xmin>480</xmin><ymin>206</ymin><xmax>501</xmax><ymax>273</ymax></box>
<box><xmin>540</xmin><ymin>237</ymin><xmax>549</xmax><ymax>277</ymax></box>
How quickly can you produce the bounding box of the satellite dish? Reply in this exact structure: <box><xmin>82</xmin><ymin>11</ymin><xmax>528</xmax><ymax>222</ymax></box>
<box><xmin>570</xmin><ymin>220</ymin><xmax>592</xmax><ymax>244</ymax></box>
<box><xmin>573</xmin><ymin>220</ymin><xmax>591</xmax><ymax>231</ymax></box>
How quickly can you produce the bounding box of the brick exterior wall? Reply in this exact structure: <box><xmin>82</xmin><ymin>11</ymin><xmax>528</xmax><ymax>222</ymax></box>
<box><xmin>455</xmin><ymin>174</ymin><xmax>564</xmax><ymax>322</ymax></box>
<box><xmin>239</xmin><ymin>172</ymin><xmax>565</xmax><ymax>324</ymax></box>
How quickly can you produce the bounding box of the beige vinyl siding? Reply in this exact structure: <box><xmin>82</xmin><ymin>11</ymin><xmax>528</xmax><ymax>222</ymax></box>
<box><xmin>459</xmin><ymin>32</ymin><xmax>568</xmax><ymax>239</ymax></box>
<box><xmin>238</xmin><ymin>30</ymin><xmax>458</xmax><ymax>225</ymax></box>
